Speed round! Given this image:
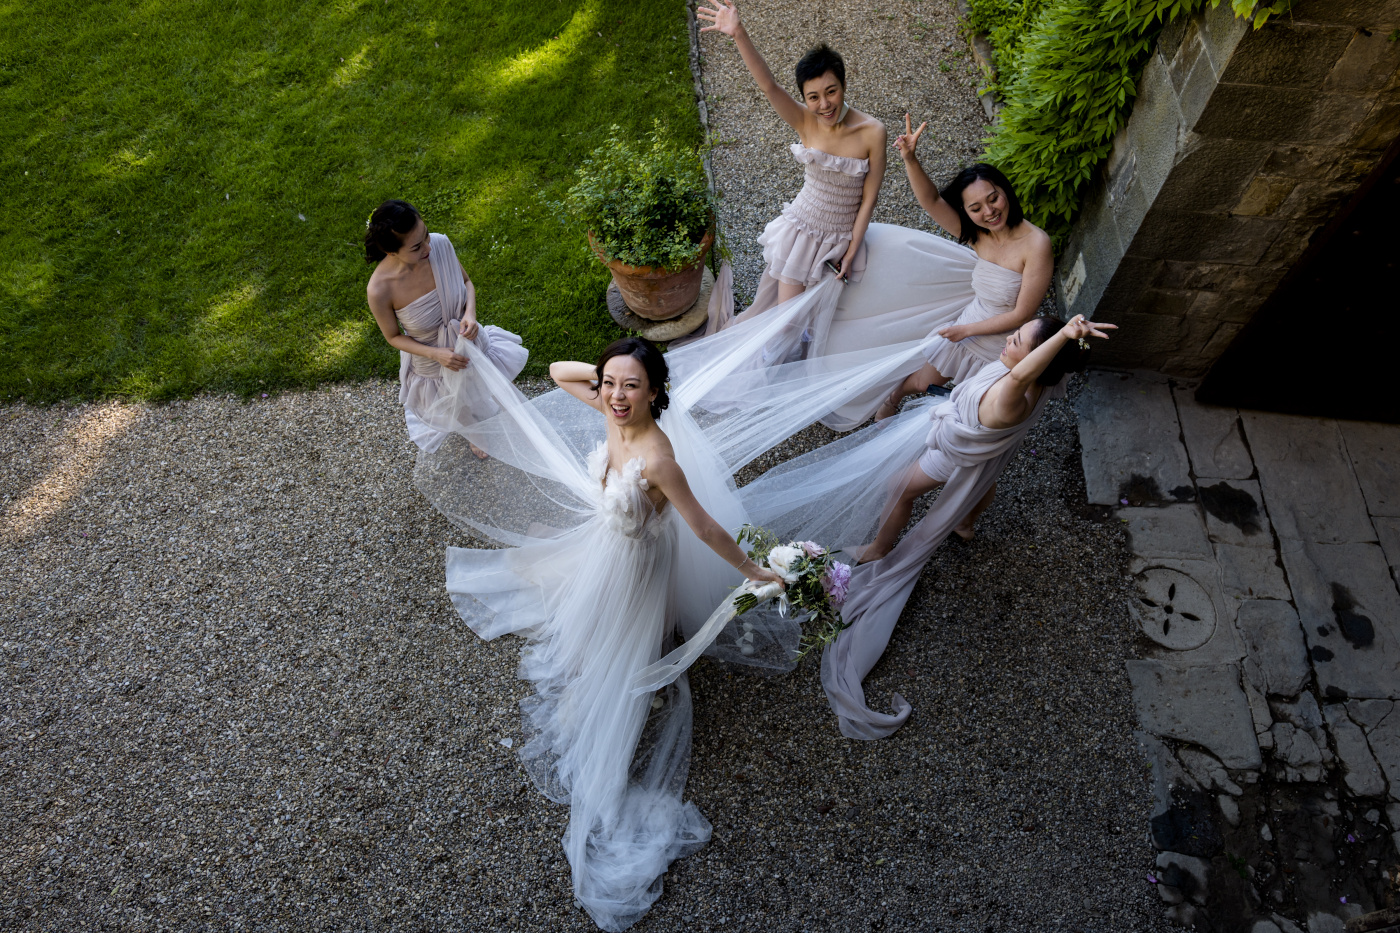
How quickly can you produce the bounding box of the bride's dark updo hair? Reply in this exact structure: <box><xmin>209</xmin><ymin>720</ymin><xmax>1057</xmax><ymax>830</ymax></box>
<box><xmin>1026</xmin><ymin>316</ymin><xmax>1091</xmax><ymax>386</ymax></box>
<box><xmin>594</xmin><ymin>337</ymin><xmax>670</xmax><ymax>420</ymax></box>
<box><xmin>364</xmin><ymin>199</ymin><xmax>422</xmax><ymax>263</ymax></box>
<box><xmin>942</xmin><ymin>163</ymin><xmax>1024</xmax><ymax>245</ymax></box>
<box><xmin>795</xmin><ymin>44</ymin><xmax>845</xmax><ymax>94</ymax></box>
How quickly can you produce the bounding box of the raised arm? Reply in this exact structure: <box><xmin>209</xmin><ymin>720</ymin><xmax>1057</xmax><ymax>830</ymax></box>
<box><xmin>980</xmin><ymin>315</ymin><xmax>1116</xmax><ymax>428</ymax></box>
<box><xmin>697</xmin><ymin>1</ymin><xmax>807</xmax><ymax>132</ymax></box>
<box><xmin>648</xmin><ymin>457</ymin><xmax>785</xmax><ymax>587</ymax></box>
<box><xmin>549</xmin><ymin>361</ymin><xmax>604</xmax><ymax>412</ymax></box>
<box><xmin>894</xmin><ymin>114</ymin><xmax>962</xmax><ymax>235</ymax></box>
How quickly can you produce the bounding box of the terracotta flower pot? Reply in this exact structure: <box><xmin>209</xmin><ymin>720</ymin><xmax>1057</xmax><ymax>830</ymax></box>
<box><xmin>589</xmin><ymin>228</ymin><xmax>715</xmax><ymax>321</ymax></box>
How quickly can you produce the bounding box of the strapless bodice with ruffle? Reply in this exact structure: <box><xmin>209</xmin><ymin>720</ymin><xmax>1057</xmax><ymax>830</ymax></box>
<box><xmin>588</xmin><ymin>443</ymin><xmax>668</xmax><ymax>541</ymax></box>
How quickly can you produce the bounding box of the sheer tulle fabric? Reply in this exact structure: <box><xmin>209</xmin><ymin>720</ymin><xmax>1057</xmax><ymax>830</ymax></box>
<box><xmin>395</xmin><ymin>232</ymin><xmax>528</xmax><ymax>452</ymax></box>
<box><xmin>740</xmin><ymin>362</ymin><xmax>1066</xmax><ymax>739</ymax></box>
<box><xmin>681</xmin><ymin>223</ymin><xmax>1001</xmax><ymax>429</ymax></box>
<box><xmin>919</xmin><ymin>257</ymin><xmax>1025</xmax><ymax>385</ymax></box>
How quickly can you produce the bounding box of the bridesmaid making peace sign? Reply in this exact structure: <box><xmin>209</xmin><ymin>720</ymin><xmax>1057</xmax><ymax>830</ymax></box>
<box><xmin>697</xmin><ymin>0</ymin><xmax>886</xmax><ymax>313</ymax></box>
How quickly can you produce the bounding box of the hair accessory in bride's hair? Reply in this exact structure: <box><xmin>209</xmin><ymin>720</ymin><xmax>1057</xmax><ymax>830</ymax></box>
<box><xmin>365</xmin><ymin>213</ymin><xmax>374</xmax><ymax>229</ymax></box>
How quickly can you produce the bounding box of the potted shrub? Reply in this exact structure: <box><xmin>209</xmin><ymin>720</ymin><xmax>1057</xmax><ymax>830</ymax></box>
<box><xmin>560</xmin><ymin>123</ymin><xmax>715</xmax><ymax>320</ymax></box>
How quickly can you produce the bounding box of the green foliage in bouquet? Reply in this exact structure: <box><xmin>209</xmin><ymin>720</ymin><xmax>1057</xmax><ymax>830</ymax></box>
<box><xmin>733</xmin><ymin>525</ymin><xmax>853</xmax><ymax>659</ymax></box>
<box><xmin>557</xmin><ymin>121</ymin><xmax>714</xmax><ymax>271</ymax></box>
<box><xmin>968</xmin><ymin>0</ymin><xmax>1290</xmax><ymax>244</ymax></box>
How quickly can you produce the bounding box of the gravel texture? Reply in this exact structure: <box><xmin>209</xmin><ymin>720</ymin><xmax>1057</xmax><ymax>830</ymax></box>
<box><xmin>1</xmin><ymin>4</ymin><xmax>1168</xmax><ymax>931</ymax></box>
<box><xmin>698</xmin><ymin>0</ymin><xmax>994</xmax><ymax>302</ymax></box>
<box><xmin>2</xmin><ymin>378</ymin><xmax>1168</xmax><ymax>932</ymax></box>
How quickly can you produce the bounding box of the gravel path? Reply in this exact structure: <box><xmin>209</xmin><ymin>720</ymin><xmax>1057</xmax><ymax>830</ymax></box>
<box><xmin>1</xmin><ymin>380</ymin><xmax>1167</xmax><ymax>932</ymax></box>
<box><xmin>1</xmin><ymin>3</ymin><xmax>1169</xmax><ymax>931</ymax></box>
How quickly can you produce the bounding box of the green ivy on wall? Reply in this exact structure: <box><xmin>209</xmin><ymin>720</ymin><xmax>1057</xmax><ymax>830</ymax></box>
<box><xmin>967</xmin><ymin>0</ymin><xmax>1289</xmax><ymax>245</ymax></box>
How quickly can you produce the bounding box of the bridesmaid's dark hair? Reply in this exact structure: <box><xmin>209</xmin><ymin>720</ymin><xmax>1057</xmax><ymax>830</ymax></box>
<box><xmin>1026</xmin><ymin>316</ymin><xmax>1090</xmax><ymax>386</ymax></box>
<box><xmin>795</xmin><ymin>44</ymin><xmax>845</xmax><ymax>95</ymax></box>
<box><xmin>594</xmin><ymin>337</ymin><xmax>670</xmax><ymax>420</ymax></box>
<box><xmin>942</xmin><ymin>163</ymin><xmax>1024</xmax><ymax>245</ymax></box>
<box><xmin>364</xmin><ymin>199</ymin><xmax>422</xmax><ymax>263</ymax></box>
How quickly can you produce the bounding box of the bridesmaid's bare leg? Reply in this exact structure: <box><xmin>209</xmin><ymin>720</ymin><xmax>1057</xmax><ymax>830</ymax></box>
<box><xmin>777</xmin><ymin>279</ymin><xmax>806</xmax><ymax>306</ymax></box>
<box><xmin>875</xmin><ymin>363</ymin><xmax>952</xmax><ymax>421</ymax></box>
<box><xmin>953</xmin><ymin>483</ymin><xmax>996</xmax><ymax>540</ymax></box>
<box><xmin>858</xmin><ymin>462</ymin><xmax>945</xmax><ymax>564</ymax></box>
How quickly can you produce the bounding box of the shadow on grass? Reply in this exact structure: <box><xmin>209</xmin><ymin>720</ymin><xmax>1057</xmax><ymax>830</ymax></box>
<box><xmin>0</xmin><ymin>0</ymin><xmax>700</xmax><ymax>403</ymax></box>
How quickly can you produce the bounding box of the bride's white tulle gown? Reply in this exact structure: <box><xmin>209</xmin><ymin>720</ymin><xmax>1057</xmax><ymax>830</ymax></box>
<box><xmin>409</xmin><ymin>221</ymin><xmax>1029</xmax><ymax>928</ymax></box>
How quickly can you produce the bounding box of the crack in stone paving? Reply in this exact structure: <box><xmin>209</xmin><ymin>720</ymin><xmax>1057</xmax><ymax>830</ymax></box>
<box><xmin>1078</xmin><ymin>369</ymin><xmax>1400</xmax><ymax>930</ymax></box>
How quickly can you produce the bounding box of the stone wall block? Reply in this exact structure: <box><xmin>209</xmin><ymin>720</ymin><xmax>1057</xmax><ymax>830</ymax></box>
<box><xmin>1156</xmin><ymin>260</ymin><xmax>1231</xmax><ymax>291</ymax></box>
<box><xmin>1192</xmin><ymin>289</ymin><xmax>1263</xmax><ymax>325</ymax></box>
<box><xmin>1224</xmin><ymin>263</ymin><xmax>1290</xmax><ymax>296</ymax></box>
<box><xmin>1218</xmin><ymin>23</ymin><xmax>1356</xmax><ymax>90</ymax></box>
<box><xmin>1133</xmin><ymin>288</ymin><xmax>1199</xmax><ymax>320</ymax></box>
<box><xmin>1167</xmin><ymin>23</ymin><xmax>1207</xmax><ymax>95</ymax></box>
<box><xmin>1201</xmin><ymin>321</ymin><xmax>1245</xmax><ymax>358</ymax></box>
<box><xmin>1157</xmin><ymin>138</ymin><xmax>1271</xmax><ymax>213</ymax></box>
<box><xmin>1324</xmin><ymin>27</ymin><xmax>1400</xmax><ymax>93</ymax></box>
<box><xmin>1179</xmin><ymin>41</ymin><xmax>1227</xmax><ymax>130</ymax></box>
<box><xmin>1160</xmin><ymin>352</ymin><xmax>1214</xmax><ymax>379</ymax></box>
<box><xmin>1233</xmin><ymin>175</ymin><xmax>1299</xmax><ymax>216</ymax></box>
<box><xmin>1275</xmin><ymin>178</ymin><xmax>1370</xmax><ymax>225</ymax></box>
<box><xmin>1260</xmin><ymin>144</ymin><xmax>1343</xmax><ymax>178</ymax></box>
<box><xmin>1091</xmin><ymin>313</ymin><xmax>1182</xmax><ymax>370</ymax></box>
<box><xmin>1347</xmin><ymin>99</ymin><xmax>1400</xmax><ymax>150</ymax></box>
<box><xmin>1203</xmin><ymin>85</ymin><xmax>1376</xmax><ymax>144</ymax></box>
<box><xmin>1058</xmin><ymin>180</ymin><xmax>1123</xmax><ymax>318</ymax></box>
<box><xmin>1128</xmin><ymin>208</ymin><xmax>1282</xmax><ymax>264</ymax></box>
<box><xmin>1197</xmin><ymin>0</ymin><xmax>1254</xmax><ymax>76</ymax></box>
<box><xmin>1237</xmin><ymin>600</ymin><xmax>1310</xmax><ymax>696</ymax></box>
<box><xmin>1257</xmin><ymin>221</ymin><xmax>1321</xmax><ymax>267</ymax></box>
<box><xmin>1123</xmin><ymin>55</ymin><xmax>1189</xmax><ymax>209</ymax></box>
<box><xmin>1288</xmin><ymin>0</ymin><xmax>1400</xmax><ymax>28</ymax></box>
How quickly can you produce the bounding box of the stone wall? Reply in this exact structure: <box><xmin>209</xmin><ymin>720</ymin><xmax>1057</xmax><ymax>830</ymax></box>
<box><xmin>1057</xmin><ymin>0</ymin><xmax>1400</xmax><ymax>376</ymax></box>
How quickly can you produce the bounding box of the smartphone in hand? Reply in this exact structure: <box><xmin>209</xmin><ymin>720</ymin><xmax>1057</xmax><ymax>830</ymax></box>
<box><xmin>824</xmin><ymin>259</ymin><xmax>848</xmax><ymax>282</ymax></box>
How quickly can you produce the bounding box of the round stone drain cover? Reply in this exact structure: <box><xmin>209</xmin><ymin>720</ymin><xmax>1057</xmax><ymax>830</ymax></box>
<box><xmin>1129</xmin><ymin>567</ymin><xmax>1216</xmax><ymax>650</ymax></box>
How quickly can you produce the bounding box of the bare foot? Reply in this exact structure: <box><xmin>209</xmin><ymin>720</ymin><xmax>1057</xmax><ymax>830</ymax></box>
<box><xmin>470</xmin><ymin>443</ymin><xmax>489</xmax><ymax>460</ymax></box>
<box><xmin>874</xmin><ymin>388</ymin><xmax>903</xmax><ymax>423</ymax></box>
<box><xmin>854</xmin><ymin>542</ymin><xmax>888</xmax><ymax>565</ymax></box>
<box><xmin>952</xmin><ymin>522</ymin><xmax>975</xmax><ymax>541</ymax></box>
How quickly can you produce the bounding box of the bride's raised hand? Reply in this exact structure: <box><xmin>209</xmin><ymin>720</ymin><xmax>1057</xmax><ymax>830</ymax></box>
<box><xmin>696</xmin><ymin>0</ymin><xmax>741</xmax><ymax>36</ymax></box>
<box><xmin>1062</xmin><ymin>314</ymin><xmax>1117</xmax><ymax>343</ymax></box>
<box><xmin>893</xmin><ymin>113</ymin><xmax>926</xmax><ymax>160</ymax></box>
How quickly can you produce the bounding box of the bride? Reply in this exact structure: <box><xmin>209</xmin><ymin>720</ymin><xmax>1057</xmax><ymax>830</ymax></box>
<box><xmin>431</xmin><ymin>337</ymin><xmax>782</xmax><ymax>931</ymax></box>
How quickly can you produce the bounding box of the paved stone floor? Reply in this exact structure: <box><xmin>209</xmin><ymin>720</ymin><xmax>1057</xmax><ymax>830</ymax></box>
<box><xmin>1077</xmin><ymin>369</ymin><xmax>1400</xmax><ymax>931</ymax></box>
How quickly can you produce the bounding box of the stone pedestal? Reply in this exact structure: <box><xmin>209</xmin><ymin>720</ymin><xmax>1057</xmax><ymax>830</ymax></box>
<box><xmin>607</xmin><ymin>266</ymin><xmax>714</xmax><ymax>343</ymax></box>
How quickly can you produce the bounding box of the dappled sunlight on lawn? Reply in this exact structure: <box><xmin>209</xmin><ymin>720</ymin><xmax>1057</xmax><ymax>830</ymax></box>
<box><xmin>0</xmin><ymin>0</ymin><xmax>699</xmax><ymax>402</ymax></box>
<box><xmin>490</xmin><ymin>1</ymin><xmax>602</xmax><ymax>88</ymax></box>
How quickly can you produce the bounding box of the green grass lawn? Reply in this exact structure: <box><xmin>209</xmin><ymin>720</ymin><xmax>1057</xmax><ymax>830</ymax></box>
<box><xmin>1</xmin><ymin>0</ymin><xmax>701</xmax><ymax>403</ymax></box>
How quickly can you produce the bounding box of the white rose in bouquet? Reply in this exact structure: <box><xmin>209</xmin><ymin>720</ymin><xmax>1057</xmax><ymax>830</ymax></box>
<box><xmin>765</xmin><ymin>544</ymin><xmax>805</xmax><ymax>584</ymax></box>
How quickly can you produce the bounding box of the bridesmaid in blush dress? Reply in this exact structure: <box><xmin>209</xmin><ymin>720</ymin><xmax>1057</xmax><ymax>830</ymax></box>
<box><xmin>874</xmin><ymin>118</ymin><xmax>1055</xmax><ymax>419</ymax></box>
<box><xmin>364</xmin><ymin>199</ymin><xmax>527</xmax><ymax>455</ymax></box>
<box><xmin>697</xmin><ymin>0</ymin><xmax>886</xmax><ymax>317</ymax></box>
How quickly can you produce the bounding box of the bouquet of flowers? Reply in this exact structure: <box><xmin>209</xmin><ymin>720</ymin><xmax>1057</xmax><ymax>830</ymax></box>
<box><xmin>733</xmin><ymin>524</ymin><xmax>852</xmax><ymax>658</ymax></box>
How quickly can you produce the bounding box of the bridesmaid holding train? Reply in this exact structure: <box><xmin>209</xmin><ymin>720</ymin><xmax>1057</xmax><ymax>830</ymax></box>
<box><xmin>364</xmin><ymin>199</ymin><xmax>528</xmax><ymax>455</ymax></box>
